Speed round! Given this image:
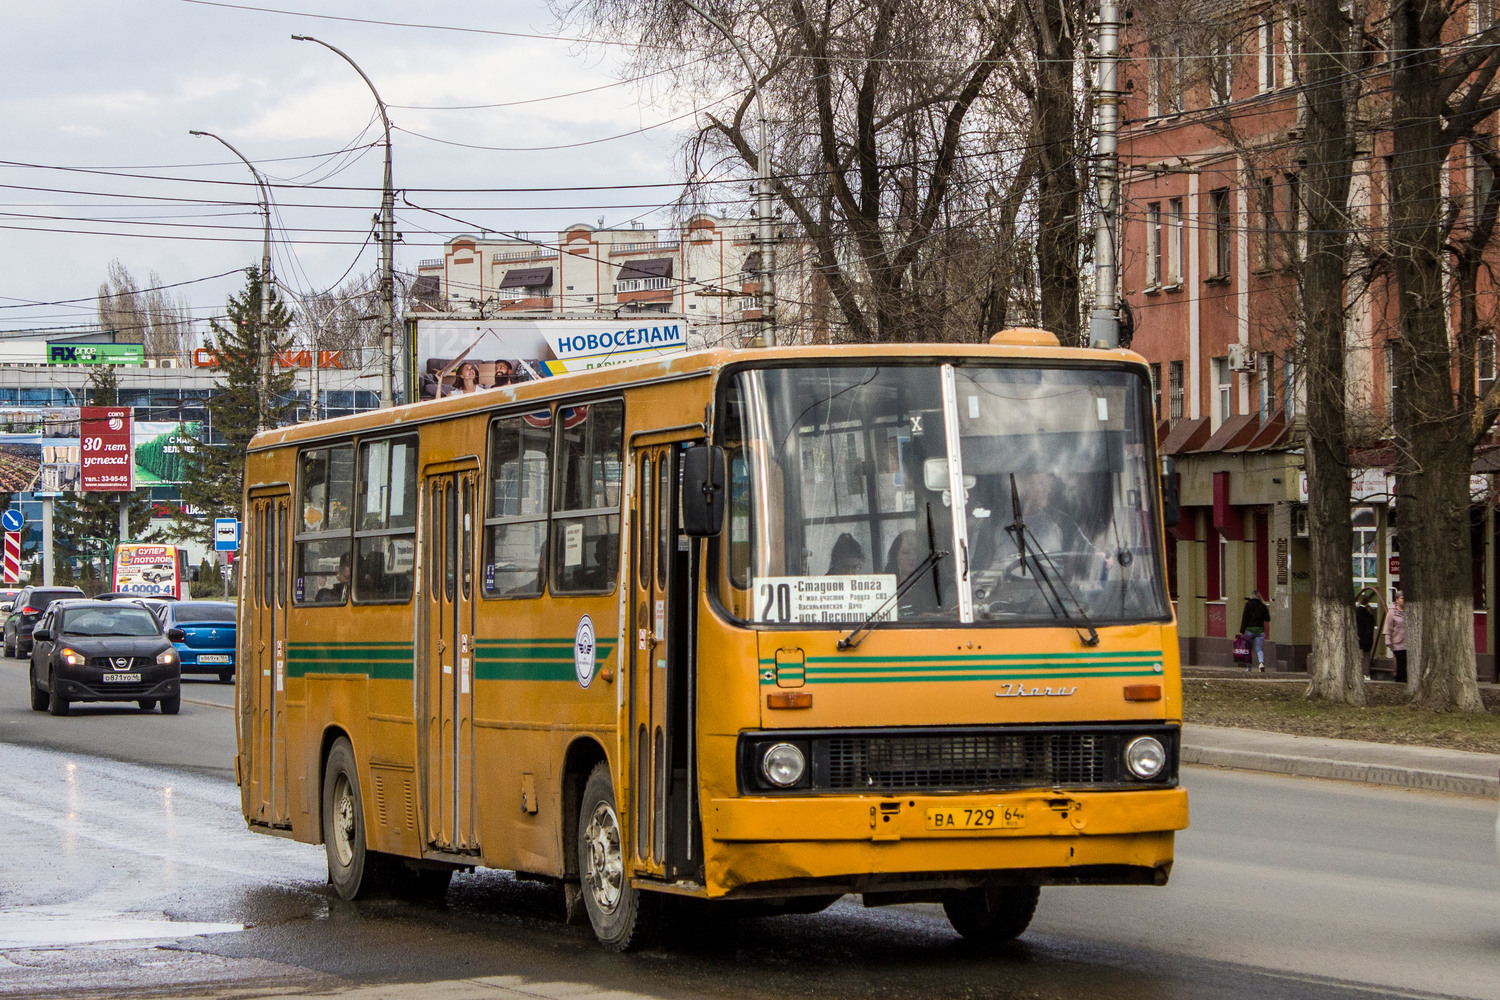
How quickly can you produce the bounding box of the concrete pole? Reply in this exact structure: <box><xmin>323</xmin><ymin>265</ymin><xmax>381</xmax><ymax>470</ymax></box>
<box><xmin>1089</xmin><ymin>0</ymin><xmax>1124</xmax><ymax>349</ymax></box>
<box><xmin>680</xmin><ymin>1</ymin><xmax>776</xmax><ymax>346</ymax></box>
<box><xmin>41</xmin><ymin>498</ymin><xmax>53</xmax><ymax>586</ymax></box>
<box><xmin>119</xmin><ymin>494</ymin><xmax>129</xmax><ymax>545</ymax></box>
<box><xmin>293</xmin><ymin>35</ymin><xmax>397</xmax><ymax>406</ymax></box>
<box><xmin>190</xmin><ymin>130</ymin><xmax>274</xmax><ymax>431</ymax></box>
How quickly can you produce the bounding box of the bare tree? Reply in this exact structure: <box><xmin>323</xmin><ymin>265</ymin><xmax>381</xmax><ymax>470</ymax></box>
<box><xmin>1388</xmin><ymin>0</ymin><xmax>1500</xmax><ymax>712</ymax></box>
<box><xmin>96</xmin><ymin>260</ymin><xmax>193</xmax><ymax>359</ymax></box>
<box><xmin>552</xmin><ymin>0</ymin><xmax>1048</xmax><ymax>343</ymax></box>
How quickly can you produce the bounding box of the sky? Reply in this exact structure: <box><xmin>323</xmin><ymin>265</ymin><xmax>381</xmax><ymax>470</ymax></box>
<box><xmin>0</xmin><ymin>0</ymin><xmax>734</xmax><ymax>339</ymax></box>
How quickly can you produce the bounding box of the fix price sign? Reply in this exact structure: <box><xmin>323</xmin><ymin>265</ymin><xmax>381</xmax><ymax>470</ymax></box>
<box><xmin>80</xmin><ymin>407</ymin><xmax>133</xmax><ymax>492</ymax></box>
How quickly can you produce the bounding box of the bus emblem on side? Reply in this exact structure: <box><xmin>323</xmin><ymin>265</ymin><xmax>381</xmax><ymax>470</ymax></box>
<box><xmin>574</xmin><ymin>615</ymin><xmax>597</xmax><ymax>689</ymax></box>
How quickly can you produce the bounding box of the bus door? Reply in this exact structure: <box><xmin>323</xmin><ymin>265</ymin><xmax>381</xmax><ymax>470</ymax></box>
<box><xmin>629</xmin><ymin>440</ymin><xmax>700</xmax><ymax>880</ymax></box>
<box><xmin>246</xmin><ymin>490</ymin><xmax>291</xmax><ymax>828</ymax></box>
<box><xmin>421</xmin><ymin>465</ymin><xmax>479</xmax><ymax>854</ymax></box>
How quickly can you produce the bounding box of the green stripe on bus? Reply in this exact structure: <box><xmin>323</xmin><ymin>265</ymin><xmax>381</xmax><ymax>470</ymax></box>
<box><xmin>473</xmin><ymin>638</ymin><xmax>617</xmax><ymax>682</ymax></box>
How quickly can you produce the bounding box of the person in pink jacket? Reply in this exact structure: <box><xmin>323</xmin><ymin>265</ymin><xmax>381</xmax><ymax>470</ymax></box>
<box><xmin>1383</xmin><ymin>592</ymin><xmax>1407</xmax><ymax>683</ymax></box>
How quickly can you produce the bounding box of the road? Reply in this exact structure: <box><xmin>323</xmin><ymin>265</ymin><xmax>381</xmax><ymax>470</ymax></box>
<box><xmin>1</xmin><ymin>652</ymin><xmax>1497</xmax><ymax>1000</ymax></box>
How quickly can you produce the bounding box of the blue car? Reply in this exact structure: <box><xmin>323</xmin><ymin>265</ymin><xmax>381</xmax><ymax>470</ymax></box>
<box><xmin>154</xmin><ymin>601</ymin><xmax>237</xmax><ymax>683</ymax></box>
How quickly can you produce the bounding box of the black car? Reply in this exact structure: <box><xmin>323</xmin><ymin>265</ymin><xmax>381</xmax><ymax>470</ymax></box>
<box><xmin>3</xmin><ymin>586</ymin><xmax>85</xmax><ymax>658</ymax></box>
<box><xmin>28</xmin><ymin>600</ymin><xmax>185</xmax><ymax>716</ymax></box>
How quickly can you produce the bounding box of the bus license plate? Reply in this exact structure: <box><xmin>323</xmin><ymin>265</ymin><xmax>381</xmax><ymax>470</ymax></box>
<box><xmin>926</xmin><ymin>805</ymin><xmax>1025</xmax><ymax>831</ymax></box>
<box><xmin>102</xmin><ymin>673</ymin><xmax>141</xmax><ymax>683</ymax></box>
<box><xmin>199</xmin><ymin>654</ymin><xmax>231</xmax><ymax>664</ymax></box>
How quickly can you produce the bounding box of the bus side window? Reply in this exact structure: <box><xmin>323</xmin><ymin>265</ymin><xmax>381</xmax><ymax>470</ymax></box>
<box><xmin>552</xmin><ymin>400</ymin><xmax>623</xmax><ymax>594</ymax></box>
<box><xmin>294</xmin><ymin>444</ymin><xmax>355</xmax><ymax>605</ymax></box>
<box><xmin>483</xmin><ymin>413</ymin><xmax>551</xmax><ymax>599</ymax></box>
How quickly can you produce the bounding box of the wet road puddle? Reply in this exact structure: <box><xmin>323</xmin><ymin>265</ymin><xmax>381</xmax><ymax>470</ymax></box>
<box><xmin>0</xmin><ymin>907</ymin><xmax>242</xmax><ymax>949</ymax></box>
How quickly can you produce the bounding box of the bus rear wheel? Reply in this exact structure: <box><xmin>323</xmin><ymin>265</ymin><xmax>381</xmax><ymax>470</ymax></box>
<box><xmin>942</xmin><ymin>885</ymin><xmax>1040</xmax><ymax>944</ymax></box>
<box><xmin>577</xmin><ymin>762</ymin><xmax>657</xmax><ymax>951</ymax></box>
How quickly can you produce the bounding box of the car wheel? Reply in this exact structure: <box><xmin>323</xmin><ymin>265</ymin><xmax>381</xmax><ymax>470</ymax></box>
<box><xmin>578</xmin><ymin>761</ymin><xmax>658</xmax><ymax>951</ymax></box>
<box><xmin>29</xmin><ymin>668</ymin><xmax>47</xmax><ymax>711</ymax></box>
<box><xmin>159</xmin><ymin>695</ymin><xmax>180</xmax><ymax>715</ymax></box>
<box><xmin>323</xmin><ymin>737</ymin><xmax>396</xmax><ymax>900</ymax></box>
<box><xmin>4</xmin><ymin>632</ymin><xmax>14</xmax><ymax>659</ymax></box>
<box><xmin>219</xmin><ymin>671</ymin><xmax>233</xmax><ymax>684</ymax></box>
<box><xmin>46</xmin><ymin>672</ymin><xmax>69</xmax><ymax>717</ymax></box>
<box><xmin>138</xmin><ymin>699</ymin><xmax>157</xmax><ymax>711</ymax></box>
<box><xmin>942</xmin><ymin>885</ymin><xmax>1040</xmax><ymax>944</ymax></box>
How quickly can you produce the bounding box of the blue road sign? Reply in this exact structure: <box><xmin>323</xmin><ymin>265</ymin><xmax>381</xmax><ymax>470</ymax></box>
<box><xmin>214</xmin><ymin>518</ymin><xmax>241</xmax><ymax>552</ymax></box>
<box><xmin>1</xmin><ymin>510</ymin><xmax>22</xmax><ymax>533</ymax></box>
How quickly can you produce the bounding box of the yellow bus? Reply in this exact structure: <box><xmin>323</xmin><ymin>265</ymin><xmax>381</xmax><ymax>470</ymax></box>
<box><xmin>237</xmin><ymin>329</ymin><xmax>1188</xmax><ymax>950</ymax></box>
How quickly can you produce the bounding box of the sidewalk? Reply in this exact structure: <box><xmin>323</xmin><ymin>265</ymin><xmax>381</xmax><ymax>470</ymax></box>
<box><xmin>1180</xmin><ymin>668</ymin><xmax>1500</xmax><ymax>799</ymax></box>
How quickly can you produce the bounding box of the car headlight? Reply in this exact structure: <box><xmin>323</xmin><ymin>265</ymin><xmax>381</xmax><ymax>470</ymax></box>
<box><xmin>761</xmin><ymin>743</ymin><xmax>806</xmax><ymax>787</ymax></box>
<box><xmin>59</xmin><ymin>647</ymin><xmax>85</xmax><ymax>666</ymax></box>
<box><xmin>1124</xmin><ymin>736</ymin><xmax>1167</xmax><ymax>780</ymax></box>
<box><xmin>156</xmin><ymin>648</ymin><xmax>179</xmax><ymax>666</ymax></box>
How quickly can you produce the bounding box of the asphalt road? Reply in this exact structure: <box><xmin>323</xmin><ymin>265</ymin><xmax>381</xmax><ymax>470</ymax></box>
<box><xmin>1</xmin><ymin>651</ymin><xmax>1498</xmax><ymax>1000</ymax></box>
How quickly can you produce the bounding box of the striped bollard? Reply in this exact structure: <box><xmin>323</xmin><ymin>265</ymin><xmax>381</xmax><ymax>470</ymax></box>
<box><xmin>2</xmin><ymin>531</ymin><xmax>18</xmax><ymax>585</ymax></box>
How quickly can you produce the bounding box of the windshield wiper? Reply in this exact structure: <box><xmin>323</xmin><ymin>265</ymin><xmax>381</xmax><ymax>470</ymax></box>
<box><xmin>1004</xmin><ymin>474</ymin><xmax>1100</xmax><ymax>647</ymax></box>
<box><xmin>839</xmin><ymin>505</ymin><xmax>949</xmax><ymax>651</ymax></box>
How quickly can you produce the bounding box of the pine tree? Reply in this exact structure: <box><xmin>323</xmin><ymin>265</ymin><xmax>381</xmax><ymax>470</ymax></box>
<box><xmin>169</xmin><ymin>267</ymin><xmax>295</xmax><ymax>545</ymax></box>
<box><xmin>52</xmin><ymin>363</ymin><xmax>155</xmax><ymax>584</ymax></box>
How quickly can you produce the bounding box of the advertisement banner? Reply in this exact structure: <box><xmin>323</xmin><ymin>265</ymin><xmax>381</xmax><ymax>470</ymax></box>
<box><xmin>81</xmin><ymin>407</ymin><xmax>133</xmax><ymax>492</ymax></box>
<box><xmin>112</xmin><ymin>542</ymin><xmax>179</xmax><ymax>597</ymax></box>
<box><xmin>46</xmin><ymin>343</ymin><xmax>145</xmax><ymax>366</ymax></box>
<box><xmin>414</xmin><ymin>318</ymin><xmax>689</xmax><ymax>400</ymax></box>
<box><xmin>133</xmin><ymin>420</ymin><xmax>199</xmax><ymax>486</ymax></box>
<box><xmin>0</xmin><ymin>407</ymin><xmax>80</xmax><ymax>496</ymax></box>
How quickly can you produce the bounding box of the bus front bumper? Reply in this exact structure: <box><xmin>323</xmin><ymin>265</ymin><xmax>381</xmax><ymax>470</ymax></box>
<box><xmin>701</xmin><ymin>787</ymin><xmax>1187</xmax><ymax>897</ymax></box>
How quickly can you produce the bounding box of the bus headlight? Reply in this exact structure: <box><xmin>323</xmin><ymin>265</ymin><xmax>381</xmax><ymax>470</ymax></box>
<box><xmin>1124</xmin><ymin>736</ymin><xmax>1167</xmax><ymax>779</ymax></box>
<box><xmin>761</xmin><ymin>743</ymin><xmax>806</xmax><ymax>787</ymax></box>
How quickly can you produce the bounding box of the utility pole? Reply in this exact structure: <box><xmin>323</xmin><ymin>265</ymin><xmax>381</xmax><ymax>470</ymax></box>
<box><xmin>189</xmin><ymin>129</ymin><xmax>273</xmax><ymax>431</ymax></box>
<box><xmin>680</xmin><ymin>1</ymin><xmax>776</xmax><ymax>347</ymax></box>
<box><xmin>1089</xmin><ymin>0</ymin><xmax>1123</xmax><ymax>349</ymax></box>
<box><xmin>293</xmin><ymin>35</ymin><xmax>397</xmax><ymax>406</ymax></box>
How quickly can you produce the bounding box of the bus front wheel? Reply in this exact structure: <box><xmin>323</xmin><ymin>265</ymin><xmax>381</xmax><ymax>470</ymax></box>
<box><xmin>323</xmin><ymin>737</ymin><xmax>384</xmax><ymax>900</ymax></box>
<box><xmin>577</xmin><ymin>762</ymin><xmax>657</xmax><ymax>951</ymax></box>
<box><xmin>942</xmin><ymin>885</ymin><xmax>1040</xmax><ymax>944</ymax></box>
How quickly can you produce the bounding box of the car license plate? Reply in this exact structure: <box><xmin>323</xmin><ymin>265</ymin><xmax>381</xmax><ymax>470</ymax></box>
<box><xmin>198</xmin><ymin>654</ymin><xmax>231</xmax><ymax>664</ymax></box>
<box><xmin>925</xmin><ymin>804</ymin><xmax>1026</xmax><ymax>831</ymax></box>
<box><xmin>101</xmin><ymin>673</ymin><xmax>141</xmax><ymax>683</ymax></box>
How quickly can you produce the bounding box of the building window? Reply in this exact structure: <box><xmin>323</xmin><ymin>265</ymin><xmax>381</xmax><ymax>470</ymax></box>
<box><xmin>1150</xmin><ymin>363</ymin><xmax>1163</xmax><ymax>420</ymax></box>
<box><xmin>1283</xmin><ymin>349</ymin><xmax>1299</xmax><ymax>421</ymax></box>
<box><xmin>1352</xmin><ymin>507</ymin><xmax>1379</xmax><ymax>592</ymax></box>
<box><xmin>1146</xmin><ymin>43</ymin><xmax>1162</xmax><ymax>116</ymax></box>
<box><xmin>1167</xmin><ymin>197</ymin><xmax>1185</xmax><ymax>285</ymax></box>
<box><xmin>1210</xmin><ymin>188</ymin><xmax>1233</xmax><ymax>279</ymax></box>
<box><xmin>1214</xmin><ymin>356</ymin><xmax>1232</xmax><ymax>428</ymax></box>
<box><xmin>1169</xmin><ymin>360</ymin><xmax>1185</xmax><ymax>421</ymax></box>
<box><xmin>1146</xmin><ymin>202</ymin><xmax>1162</xmax><ymax>288</ymax></box>
<box><xmin>1219</xmin><ymin>533</ymin><xmax>1229</xmax><ymax>603</ymax></box>
<box><xmin>1258</xmin><ymin>352</ymin><xmax>1276</xmax><ymax>419</ymax></box>
<box><xmin>1211</xmin><ymin>42</ymin><xmax>1234</xmax><ymax>105</ymax></box>
<box><xmin>1479</xmin><ymin>329</ymin><xmax>1496</xmax><ymax>399</ymax></box>
<box><xmin>1259</xmin><ymin>15</ymin><xmax>1279</xmax><ymax>92</ymax></box>
<box><xmin>1259</xmin><ymin>176</ymin><xmax>1277</xmax><ymax>269</ymax></box>
<box><xmin>1284</xmin><ymin>171</ymin><xmax>1304</xmax><ymax>261</ymax></box>
<box><xmin>1473</xmin><ymin>138</ymin><xmax>1495</xmax><ymax>222</ymax></box>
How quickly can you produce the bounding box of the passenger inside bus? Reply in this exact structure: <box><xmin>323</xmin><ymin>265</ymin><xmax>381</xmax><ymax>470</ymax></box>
<box><xmin>826</xmin><ymin>532</ymin><xmax>864</xmax><ymax>575</ymax></box>
<box><xmin>315</xmin><ymin>552</ymin><xmax>350</xmax><ymax>602</ymax></box>
<box><xmin>885</xmin><ymin>528</ymin><xmax>940</xmax><ymax>614</ymax></box>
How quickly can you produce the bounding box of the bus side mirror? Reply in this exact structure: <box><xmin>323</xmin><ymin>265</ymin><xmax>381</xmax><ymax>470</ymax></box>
<box><xmin>1160</xmin><ymin>456</ymin><xmax>1180</xmax><ymax>528</ymax></box>
<box><xmin>681</xmin><ymin>445</ymin><xmax>726</xmax><ymax>537</ymax></box>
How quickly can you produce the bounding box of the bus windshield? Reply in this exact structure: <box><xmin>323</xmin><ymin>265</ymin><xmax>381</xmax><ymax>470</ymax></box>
<box><xmin>715</xmin><ymin>363</ymin><xmax>1170</xmax><ymax>628</ymax></box>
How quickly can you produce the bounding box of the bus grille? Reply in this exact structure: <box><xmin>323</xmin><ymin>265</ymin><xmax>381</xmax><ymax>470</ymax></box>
<box><xmin>740</xmin><ymin>725</ymin><xmax>1178</xmax><ymax>794</ymax></box>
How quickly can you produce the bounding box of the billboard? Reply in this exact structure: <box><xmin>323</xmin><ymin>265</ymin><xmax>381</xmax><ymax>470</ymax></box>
<box><xmin>112</xmin><ymin>542</ymin><xmax>182</xmax><ymax>598</ymax></box>
<box><xmin>46</xmin><ymin>343</ymin><xmax>145</xmax><ymax>366</ymax></box>
<box><xmin>81</xmin><ymin>407</ymin><xmax>133</xmax><ymax>492</ymax></box>
<box><xmin>414</xmin><ymin>318</ymin><xmax>689</xmax><ymax>400</ymax></box>
<box><xmin>0</xmin><ymin>407</ymin><xmax>198</xmax><ymax>494</ymax></box>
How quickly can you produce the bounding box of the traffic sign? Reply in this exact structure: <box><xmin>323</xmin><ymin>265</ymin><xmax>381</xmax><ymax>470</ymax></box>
<box><xmin>1</xmin><ymin>509</ymin><xmax>22</xmax><ymax>533</ymax></box>
<box><xmin>214</xmin><ymin>518</ymin><xmax>241</xmax><ymax>552</ymax></box>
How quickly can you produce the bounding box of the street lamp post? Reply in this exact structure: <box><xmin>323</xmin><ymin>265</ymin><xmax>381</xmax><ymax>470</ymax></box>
<box><xmin>292</xmin><ymin>34</ymin><xmax>397</xmax><ymax>407</ymax></box>
<box><xmin>189</xmin><ymin>129</ymin><xmax>273</xmax><ymax>431</ymax></box>
<box><xmin>679</xmin><ymin>1</ymin><xmax>776</xmax><ymax>347</ymax></box>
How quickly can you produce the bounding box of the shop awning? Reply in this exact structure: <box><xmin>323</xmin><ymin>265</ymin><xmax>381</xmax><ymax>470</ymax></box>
<box><xmin>617</xmin><ymin>258</ymin><xmax>673</xmax><ymax>282</ymax></box>
<box><xmin>498</xmin><ymin>267</ymin><xmax>553</xmax><ymax>289</ymax></box>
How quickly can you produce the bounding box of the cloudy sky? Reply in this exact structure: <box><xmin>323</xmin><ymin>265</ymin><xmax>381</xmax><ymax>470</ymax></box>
<box><xmin>1</xmin><ymin>0</ymin><xmax>734</xmax><ymax>338</ymax></box>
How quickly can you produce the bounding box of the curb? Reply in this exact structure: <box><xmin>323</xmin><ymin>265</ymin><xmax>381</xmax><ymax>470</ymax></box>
<box><xmin>1182</xmin><ymin>744</ymin><xmax>1500</xmax><ymax>799</ymax></box>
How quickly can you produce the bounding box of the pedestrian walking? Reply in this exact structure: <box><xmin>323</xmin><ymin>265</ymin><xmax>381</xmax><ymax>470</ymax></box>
<box><xmin>1240</xmin><ymin>590</ymin><xmax>1271</xmax><ymax>672</ymax></box>
<box><xmin>1383</xmin><ymin>592</ymin><xmax>1407</xmax><ymax>683</ymax></box>
<box><xmin>1354</xmin><ymin>588</ymin><xmax>1379</xmax><ymax>679</ymax></box>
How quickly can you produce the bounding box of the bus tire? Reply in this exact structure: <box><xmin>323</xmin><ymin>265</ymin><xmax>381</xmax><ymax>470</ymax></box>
<box><xmin>47</xmin><ymin>673</ymin><xmax>69</xmax><ymax>716</ymax></box>
<box><xmin>577</xmin><ymin>762</ymin><xmax>656</xmax><ymax>951</ymax></box>
<box><xmin>323</xmin><ymin>737</ymin><xmax>389</xmax><ymax>900</ymax></box>
<box><xmin>942</xmin><ymin>885</ymin><xmax>1040</xmax><ymax>944</ymax></box>
<box><xmin>159</xmin><ymin>695</ymin><xmax>180</xmax><ymax>715</ymax></box>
